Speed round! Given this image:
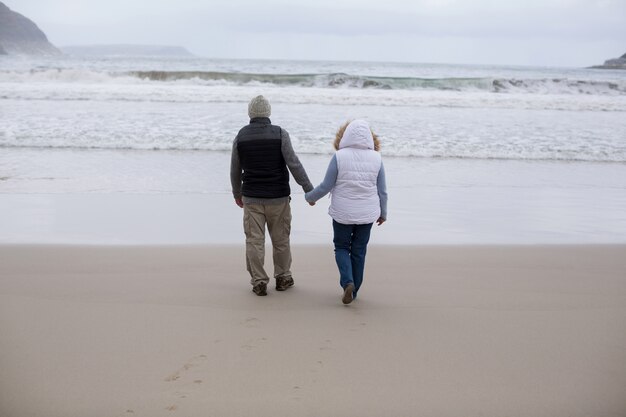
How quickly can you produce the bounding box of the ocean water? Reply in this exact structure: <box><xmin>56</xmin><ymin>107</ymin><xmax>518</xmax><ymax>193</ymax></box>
<box><xmin>2</xmin><ymin>56</ymin><xmax>626</xmax><ymax>160</ymax></box>
<box><xmin>1</xmin><ymin>56</ymin><xmax>625</xmax><ymax>244</ymax></box>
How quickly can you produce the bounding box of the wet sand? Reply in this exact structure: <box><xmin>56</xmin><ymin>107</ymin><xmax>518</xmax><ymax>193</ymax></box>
<box><xmin>1</xmin><ymin>244</ymin><xmax>625</xmax><ymax>417</ymax></box>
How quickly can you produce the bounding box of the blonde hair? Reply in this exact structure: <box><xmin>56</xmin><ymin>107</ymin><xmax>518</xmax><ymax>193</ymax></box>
<box><xmin>333</xmin><ymin>120</ymin><xmax>380</xmax><ymax>151</ymax></box>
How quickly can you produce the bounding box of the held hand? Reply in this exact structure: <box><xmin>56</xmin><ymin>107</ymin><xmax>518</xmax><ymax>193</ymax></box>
<box><xmin>376</xmin><ymin>217</ymin><xmax>386</xmax><ymax>226</ymax></box>
<box><xmin>235</xmin><ymin>198</ymin><xmax>244</xmax><ymax>208</ymax></box>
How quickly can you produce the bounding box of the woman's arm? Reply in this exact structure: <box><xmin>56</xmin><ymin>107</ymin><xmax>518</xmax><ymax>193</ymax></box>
<box><xmin>377</xmin><ymin>161</ymin><xmax>388</xmax><ymax>223</ymax></box>
<box><xmin>305</xmin><ymin>155</ymin><xmax>338</xmax><ymax>203</ymax></box>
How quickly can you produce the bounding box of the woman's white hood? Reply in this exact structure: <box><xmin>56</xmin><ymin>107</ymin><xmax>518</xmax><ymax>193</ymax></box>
<box><xmin>338</xmin><ymin>120</ymin><xmax>374</xmax><ymax>150</ymax></box>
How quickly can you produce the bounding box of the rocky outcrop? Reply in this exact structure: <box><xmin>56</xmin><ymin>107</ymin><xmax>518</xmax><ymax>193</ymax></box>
<box><xmin>591</xmin><ymin>53</ymin><xmax>626</xmax><ymax>70</ymax></box>
<box><xmin>0</xmin><ymin>1</ymin><xmax>61</xmax><ymax>55</ymax></box>
<box><xmin>61</xmin><ymin>44</ymin><xmax>195</xmax><ymax>57</ymax></box>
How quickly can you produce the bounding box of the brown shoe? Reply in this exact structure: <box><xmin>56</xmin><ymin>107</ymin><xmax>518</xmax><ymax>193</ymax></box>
<box><xmin>342</xmin><ymin>283</ymin><xmax>355</xmax><ymax>305</ymax></box>
<box><xmin>276</xmin><ymin>276</ymin><xmax>294</xmax><ymax>291</ymax></box>
<box><xmin>252</xmin><ymin>282</ymin><xmax>267</xmax><ymax>296</ymax></box>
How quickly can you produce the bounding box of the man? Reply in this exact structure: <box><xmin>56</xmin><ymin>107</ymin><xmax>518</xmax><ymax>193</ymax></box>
<box><xmin>230</xmin><ymin>95</ymin><xmax>313</xmax><ymax>296</ymax></box>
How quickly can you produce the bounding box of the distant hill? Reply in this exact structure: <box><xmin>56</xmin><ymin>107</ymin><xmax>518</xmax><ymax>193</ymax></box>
<box><xmin>61</xmin><ymin>44</ymin><xmax>195</xmax><ymax>57</ymax></box>
<box><xmin>591</xmin><ymin>52</ymin><xmax>626</xmax><ymax>70</ymax></box>
<box><xmin>0</xmin><ymin>1</ymin><xmax>61</xmax><ymax>55</ymax></box>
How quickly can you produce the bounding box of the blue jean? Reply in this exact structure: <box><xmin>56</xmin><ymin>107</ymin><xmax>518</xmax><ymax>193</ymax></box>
<box><xmin>332</xmin><ymin>220</ymin><xmax>373</xmax><ymax>297</ymax></box>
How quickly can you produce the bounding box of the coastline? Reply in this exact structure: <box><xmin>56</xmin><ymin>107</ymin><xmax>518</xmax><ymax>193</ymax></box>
<box><xmin>1</xmin><ymin>244</ymin><xmax>625</xmax><ymax>417</ymax></box>
<box><xmin>2</xmin><ymin>150</ymin><xmax>626</xmax><ymax>246</ymax></box>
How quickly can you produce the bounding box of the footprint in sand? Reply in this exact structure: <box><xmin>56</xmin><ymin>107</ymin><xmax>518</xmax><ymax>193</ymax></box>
<box><xmin>164</xmin><ymin>355</ymin><xmax>208</xmax><ymax>382</ymax></box>
<box><xmin>240</xmin><ymin>336</ymin><xmax>268</xmax><ymax>351</ymax></box>
<box><xmin>243</xmin><ymin>317</ymin><xmax>260</xmax><ymax>328</ymax></box>
<box><xmin>319</xmin><ymin>340</ymin><xmax>333</xmax><ymax>351</ymax></box>
<box><xmin>291</xmin><ymin>386</ymin><xmax>303</xmax><ymax>401</ymax></box>
<box><xmin>349</xmin><ymin>322</ymin><xmax>368</xmax><ymax>332</ymax></box>
<box><xmin>164</xmin><ymin>373</ymin><xmax>181</xmax><ymax>382</ymax></box>
<box><xmin>241</xmin><ymin>341</ymin><xmax>255</xmax><ymax>351</ymax></box>
<box><xmin>160</xmin><ymin>354</ymin><xmax>210</xmax><ymax>413</ymax></box>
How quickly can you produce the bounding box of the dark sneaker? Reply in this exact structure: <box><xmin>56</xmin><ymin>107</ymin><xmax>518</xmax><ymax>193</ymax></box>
<box><xmin>275</xmin><ymin>276</ymin><xmax>294</xmax><ymax>291</ymax></box>
<box><xmin>252</xmin><ymin>282</ymin><xmax>267</xmax><ymax>296</ymax></box>
<box><xmin>342</xmin><ymin>283</ymin><xmax>355</xmax><ymax>305</ymax></box>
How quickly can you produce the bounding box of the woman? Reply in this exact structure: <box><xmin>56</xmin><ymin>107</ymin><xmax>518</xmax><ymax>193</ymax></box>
<box><xmin>305</xmin><ymin>119</ymin><xmax>388</xmax><ymax>304</ymax></box>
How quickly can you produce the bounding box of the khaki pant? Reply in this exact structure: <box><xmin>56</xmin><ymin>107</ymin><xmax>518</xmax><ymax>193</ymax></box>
<box><xmin>243</xmin><ymin>199</ymin><xmax>292</xmax><ymax>286</ymax></box>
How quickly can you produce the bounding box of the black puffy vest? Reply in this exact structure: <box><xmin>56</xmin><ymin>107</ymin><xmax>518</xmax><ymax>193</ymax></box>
<box><xmin>237</xmin><ymin>118</ymin><xmax>290</xmax><ymax>198</ymax></box>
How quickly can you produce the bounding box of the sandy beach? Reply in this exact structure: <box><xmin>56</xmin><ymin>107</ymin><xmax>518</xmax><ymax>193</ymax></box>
<box><xmin>1</xmin><ymin>244</ymin><xmax>625</xmax><ymax>417</ymax></box>
<box><xmin>3</xmin><ymin>11</ymin><xmax>626</xmax><ymax>417</ymax></box>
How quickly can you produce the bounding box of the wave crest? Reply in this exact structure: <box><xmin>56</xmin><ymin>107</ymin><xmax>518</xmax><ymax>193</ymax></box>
<box><xmin>2</xmin><ymin>68</ymin><xmax>626</xmax><ymax>95</ymax></box>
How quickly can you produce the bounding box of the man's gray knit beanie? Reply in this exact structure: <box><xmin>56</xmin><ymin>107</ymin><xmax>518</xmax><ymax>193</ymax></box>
<box><xmin>248</xmin><ymin>95</ymin><xmax>271</xmax><ymax>118</ymax></box>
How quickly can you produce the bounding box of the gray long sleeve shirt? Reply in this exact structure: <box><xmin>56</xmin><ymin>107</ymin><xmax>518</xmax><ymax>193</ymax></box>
<box><xmin>230</xmin><ymin>128</ymin><xmax>313</xmax><ymax>204</ymax></box>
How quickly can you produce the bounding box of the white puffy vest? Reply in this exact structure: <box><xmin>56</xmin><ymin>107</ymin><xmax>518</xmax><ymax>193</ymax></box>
<box><xmin>329</xmin><ymin>148</ymin><xmax>382</xmax><ymax>225</ymax></box>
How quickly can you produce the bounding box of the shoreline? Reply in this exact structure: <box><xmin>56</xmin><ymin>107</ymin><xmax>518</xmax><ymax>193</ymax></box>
<box><xmin>4</xmin><ymin>145</ymin><xmax>626</xmax><ymax>164</ymax></box>
<box><xmin>1</xmin><ymin>244</ymin><xmax>625</xmax><ymax>417</ymax></box>
<box><xmin>3</xmin><ymin>190</ymin><xmax>625</xmax><ymax>245</ymax></box>
<box><xmin>2</xmin><ymin>150</ymin><xmax>626</xmax><ymax>246</ymax></box>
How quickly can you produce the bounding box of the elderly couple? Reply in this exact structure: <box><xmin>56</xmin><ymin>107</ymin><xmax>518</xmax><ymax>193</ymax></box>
<box><xmin>230</xmin><ymin>95</ymin><xmax>388</xmax><ymax>305</ymax></box>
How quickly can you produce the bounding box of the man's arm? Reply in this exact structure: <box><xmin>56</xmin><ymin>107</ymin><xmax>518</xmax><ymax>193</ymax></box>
<box><xmin>230</xmin><ymin>136</ymin><xmax>243</xmax><ymax>207</ymax></box>
<box><xmin>281</xmin><ymin>129</ymin><xmax>313</xmax><ymax>192</ymax></box>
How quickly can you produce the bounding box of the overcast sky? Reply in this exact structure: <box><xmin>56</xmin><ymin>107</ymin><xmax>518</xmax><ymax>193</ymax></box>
<box><xmin>5</xmin><ymin>0</ymin><xmax>626</xmax><ymax>67</ymax></box>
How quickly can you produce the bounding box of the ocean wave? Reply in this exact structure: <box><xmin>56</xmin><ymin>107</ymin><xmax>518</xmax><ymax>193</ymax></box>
<box><xmin>2</xmin><ymin>142</ymin><xmax>625</xmax><ymax>163</ymax></box>
<box><xmin>3</xmin><ymin>86</ymin><xmax>625</xmax><ymax>112</ymax></box>
<box><xmin>127</xmin><ymin>70</ymin><xmax>499</xmax><ymax>91</ymax></box>
<box><xmin>126</xmin><ymin>71</ymin><xmax>626</xmax><ymax>95</ymax></box>
<box><xmin>2</xmin><ymin>68</ymin><xmax>626</xmax><ymax>95</ymax></box>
